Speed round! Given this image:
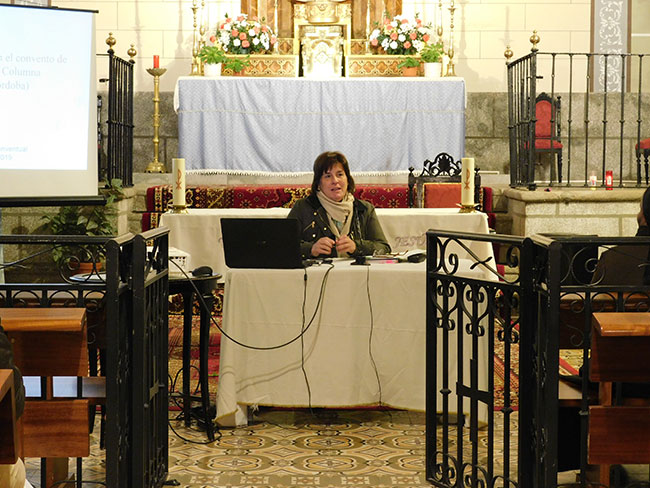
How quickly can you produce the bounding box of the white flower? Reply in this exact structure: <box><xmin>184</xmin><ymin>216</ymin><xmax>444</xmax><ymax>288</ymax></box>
<box><xmin>398</xmin><ymin>34</ymin><xmax>406</xmax><ymax>42</ymax></box>
<box><xmin>248</xmin><ymin>28</ymin><xmax>256</xmax><ymax>37</ymax></box>
<box><xmin>390</xmin><ymin>40</ymin><xmax>398</xmax><ymax>50</ymax></box>
<box><xmin>370</xmin><ymin>29</ymin><xmax>380</xmax><ymax>39</ymax></box>
<box><xmin>418</xmin><ymin>27</ymin><xmax>429</xmax><ymax>35</ymax></box>
<box><xmin>262</xmin><ymin>39</ymin><xmax>269</xmax><ymax>50</ymax></box>
<box><xmin>381</xmin><ymin>38</ymin><xmax>389</xmax><ymax>49</ymax></box>
<box><xmin>233</xmin><ymin>38</ymin><xmax>241</xmax><ymax>47</ymax></box>
<box><xmin>390</xmin><ymin>20</ymin><xmax>398</xmax><ymax>28</ymax></box>
<box><xmin>413</xmin><ymin>40</ymin><xmax>424</xmax><ymax>52</ymax></box>
<box><xmin>253</xmin><ymin>37</ymin><xmax>260</xmax><ymax>45</ymax></box>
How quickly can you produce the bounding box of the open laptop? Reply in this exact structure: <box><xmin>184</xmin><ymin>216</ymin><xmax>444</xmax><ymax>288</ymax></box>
<box><xmin>221</xmin><ymin>218</ymin><xmax>305</xmax><ymax>269</ymax></box>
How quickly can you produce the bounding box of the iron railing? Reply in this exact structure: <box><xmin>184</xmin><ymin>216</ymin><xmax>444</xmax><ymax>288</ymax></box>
<box><xmin>426</xmin><ymin>230</ymin><xmax>650</xmax><ymax>488</ymax></box>
<box><xmin>100</xmin><ymin>47</ymin><xmax>134</xmax><ymax>187</ymax></box>
<box><xmin>507</xmin><ymin>51</ymin><xmax>649</xmax><ymax>190</ymax></box>
<box><xmin>0</xmin><ymin>231</ymin><xmax>169</xmax><ymax>488</ymax></box>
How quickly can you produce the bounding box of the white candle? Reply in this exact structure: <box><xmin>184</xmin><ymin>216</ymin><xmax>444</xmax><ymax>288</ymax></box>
<box><xmin>172</xmin><ymin>158</ymin><xmax>186</xmax><ymax>206</ymax></box>
<box><xmin>461</xmin><ymin>157</ymin><xmax>475</xmax><ymax>206</ymax></box>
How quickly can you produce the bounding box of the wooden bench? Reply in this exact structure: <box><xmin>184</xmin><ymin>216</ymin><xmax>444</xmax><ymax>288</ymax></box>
<box><xmin>0</xmin><ymin>307</ymin><xmax>90</xmax><ymax>488</ymax></box>
<box><xmin>589</xmin><ymin>312</ymin><xmax>650</xmax><ymax>486</ymax></box>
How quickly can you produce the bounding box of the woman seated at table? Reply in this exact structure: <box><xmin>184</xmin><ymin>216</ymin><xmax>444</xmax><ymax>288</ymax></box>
<box><xmin>288</xmin><ymin>151</ymin><xmax>391</xmax><ymax>258</ymax></box>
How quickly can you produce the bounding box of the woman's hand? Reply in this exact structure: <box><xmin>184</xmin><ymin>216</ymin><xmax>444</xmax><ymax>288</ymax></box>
<box><xmin>335</xmin><ymin>234</ymin><xmax>356</xmax><ymax>254</ymax></box>
<box><xmin>311</xmin><ymin>237</ymin><xmax>335</xmax><ymax>257</ymax></box>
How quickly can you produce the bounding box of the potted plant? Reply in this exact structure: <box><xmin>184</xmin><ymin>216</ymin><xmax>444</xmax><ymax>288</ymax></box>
<box><xmin>224</xmin><ymin>55</ymin><xmax>251</xmax><ymax>76</ymax></box>
<box><xmin>397</xmin><ymin>56</ymin><xmax>421</xmax><ymax>77</ymax></box>
<box><xmin>199</xmin><ymin>41</ymin><xmax>227</xmax><ymax>77</ymax></box>
<box><xmin>421</xmin><ymin>42</ymin><xmax>444</xmax><ymax>78</ymax></box>
<box><xmin>39</xmin><ymin>179</ymin><xmax>124</xmax><ymax>276</ymax></box>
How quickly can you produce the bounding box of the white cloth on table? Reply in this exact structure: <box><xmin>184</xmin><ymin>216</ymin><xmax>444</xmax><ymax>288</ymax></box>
<box><xmin>159</xmin><ymin>207</ymin><xmax>493</xmax><ymax>278</ymax></box>
<box><xmin>173</xmin><ymin>76</ymin><xmax>466</xmax><ymax>174</ymax></box>
<box><xmin>216</xmin><ymin>259</ymin><xmax>491</xmax><ymax>426</ymax></box>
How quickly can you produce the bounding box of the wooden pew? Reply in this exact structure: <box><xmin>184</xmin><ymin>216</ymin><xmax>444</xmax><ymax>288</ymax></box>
<box><xmin>0</xmin><ymin>369</ymin><xmax>18</xmax><ymax>465</ymax></box>
<box><xmin>589</xmin><ymin>312</ymin><xmax>650</xmax><ymax>486</ymax></box>
<box><xmin>0</xmin><ymin>308</ymin><xmax>89</xmax><ymax>488</ymax></box>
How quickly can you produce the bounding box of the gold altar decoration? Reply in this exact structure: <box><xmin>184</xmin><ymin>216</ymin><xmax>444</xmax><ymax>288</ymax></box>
<box><xmin>301</xmin><ymin>26</ymin><xmax>344</xmax><ymax>78</ymax></box>
<box><xmin>445</xmin><ymin>0</ymin><xmax>456</xmax><ymax>77</ymax></box>
<box><xmin>347</xmin><ymin>55</ymin><xmax>422</xmax><ymax>77</ymax></box>
<box><xmin>293</xmin><ymin>0</ymin><xmax>352</xmax><ymax>59</ymax></box>
<box><xmin>222</xmin><ymin>54</ymin><xmax>299</xmax><ymax>76</ymax></box>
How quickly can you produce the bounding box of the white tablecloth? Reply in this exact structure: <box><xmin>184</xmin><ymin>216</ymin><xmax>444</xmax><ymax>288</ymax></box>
<box><xmin>217</xmin><ymin>259</ymin><xmax>490</xmax><ymax>426</ymax></box>
<box><xmin>174</xmin><ymin>76</ymin><xmax>465</xmax><ymax>174</ymax></box>
<box><xmin>159</xmin><ymin>207</ymin><xmax>494</xmax><ymax>277</ymax></box>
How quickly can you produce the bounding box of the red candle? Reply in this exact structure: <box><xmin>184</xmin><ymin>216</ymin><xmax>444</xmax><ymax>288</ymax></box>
<box><xmin>605</xmin><ymin>170</ymin><xmax>613</xmax><ymax>190</ymax></box>
<box><xmin>153</xmin><ymin>55</ymin><xmax>160</xmax><ymax>68</ymax></box>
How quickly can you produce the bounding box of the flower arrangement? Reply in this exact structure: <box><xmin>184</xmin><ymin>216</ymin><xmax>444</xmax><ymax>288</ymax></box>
<box><xmin>216</xmin><ymin>13</ymin><xmax>277</xmax><ymax>55</ymax></box>
<box><xmin>369</xmin><ymin>14</ymin><xmax>433</xmax><ymax>56</ymax></box>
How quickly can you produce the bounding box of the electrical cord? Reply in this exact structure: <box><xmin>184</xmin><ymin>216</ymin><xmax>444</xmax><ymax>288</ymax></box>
<box><xmin>300</xmin><ymin>267</ymin><xmax>314</xmax><ymax>414</ymax></box>
<box><xmin>168</xmin><ymin>259</ymin><xmax>335</xmax><ymax>351</ymax></box>
<box><xmin>365</xmin><ymin>265</ymin><xmax>383</xmax><ymax>410</ymax></box>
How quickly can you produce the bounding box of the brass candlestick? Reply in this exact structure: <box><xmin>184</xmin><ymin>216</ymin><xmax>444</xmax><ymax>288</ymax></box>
<box><xmin>190</xmin><ymin>0</ymin><xmax>201</xmax><ymax>75</ymax></box>
<box><xmin>145</xmin><ymin>68</ymin><xmax>167</xmax><ymax>173</ymax></box>
<box><xmin>458</xmin><ymin>203</ymin><xmax>478</xmax><ymax>213</ymax></box>
<box><xmin>436</xmin><ymin>0</ymin><xmax>443</xmax><ymax>45</ymax></box>
<box><xmin>445</xmin><ymin>0</ymin><xmax>456</xmax><ymax>77</ymax></box>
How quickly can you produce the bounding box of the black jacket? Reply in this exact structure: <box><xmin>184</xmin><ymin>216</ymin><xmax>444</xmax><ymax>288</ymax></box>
<box><xmin>287</xmin><ymin>194</ymin><xmax>391</xmax><ymax>259</ymax></box>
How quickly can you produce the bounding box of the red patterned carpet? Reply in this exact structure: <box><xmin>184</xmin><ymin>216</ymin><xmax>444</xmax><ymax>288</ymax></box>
<box><xmin>167</xmin><ymin>313</ymin><xmax>221</xmax><ymax>408</ymax></box>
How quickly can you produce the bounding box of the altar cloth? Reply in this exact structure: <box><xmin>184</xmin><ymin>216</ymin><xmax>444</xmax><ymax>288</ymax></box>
<box><xmin>175</xmin><ymin>77</ymin><xmax>466</xmax><ymax>174</ymax></box>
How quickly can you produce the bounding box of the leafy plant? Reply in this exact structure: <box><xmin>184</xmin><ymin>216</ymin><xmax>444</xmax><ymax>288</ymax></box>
<box><xmin>224</xmin><ymin>55</ymin><xmax>250</xmax><ymax>73</ymax></box>
<box><xmin>397</xmin><ymin>56</ymin><xmax>421</xmax><ymax>69</ymax></box>
<box><xmin>39</xmin><ymin>179</ymin><xmax>124</xmax><ymax>270</ymax></box>
<box><xmin>420</xmin><ymin>42</ymin><xmax>444</xmax><ymax>63</ymax></box>
<box><xmin>199</xmin><ymin>44</ymin><xmax>227</xmax><ymax>65</ymax></box>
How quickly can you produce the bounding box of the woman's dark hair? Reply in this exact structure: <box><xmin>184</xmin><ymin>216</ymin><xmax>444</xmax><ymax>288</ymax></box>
<box><xmin>311</xmin><ymin>151</ymin><xmax>356</xmax><ymax>195</ymax></box>
<box><xmin>643</xmin><ymin>186</ymin><xmax>650</xmax><ymax>225</ymax></box>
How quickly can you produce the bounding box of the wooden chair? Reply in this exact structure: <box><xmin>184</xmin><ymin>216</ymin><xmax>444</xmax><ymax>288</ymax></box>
<box><xmin>532</xmin><ymin>92</ymin><xmax>563</xmax><ymax>184</ymax></box>
<box><xmin>636</xmin><ymin>137</ymin><xmax>650</xmax><ymax>185</ymax></box>
<box><xmin>0</xmin><ymin>369</ymin><xmax>18</xmax><ymax>466</ymax></box>
<box><xmin>408</xmin><ymin>152</ymin><xmax>481</xmax><ymax>209</ymax></box>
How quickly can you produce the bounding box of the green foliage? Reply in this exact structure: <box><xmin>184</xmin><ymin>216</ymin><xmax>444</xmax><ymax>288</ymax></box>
<box><xmin>420</xmin><ymin>42</ymin><xmax>444</xmax><ymax>63</ymax></box>
<box><xmin>224</xmin><ymin>55</ymin><xmax>250</xmax><ymax>73</ymax></box>
<box><xmin>397</xmin><ymin>56</ymin><xmax>421</xmax><ymax>69</ymax></box>
<box><xmin>39</xmin><ymin>179</ymin><xmax>124</xmax><ymax>268</ymax></box>
<box><xmin>199</xmin><ymin>45</ymin><xmax>227</xmax><ymax>65</ymax></box>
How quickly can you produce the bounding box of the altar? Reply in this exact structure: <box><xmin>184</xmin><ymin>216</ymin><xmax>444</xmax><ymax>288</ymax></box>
<box><xmin>175</xmin><ymin>76</ymin><xmax>465</xmax><ymax>173</ymax></box>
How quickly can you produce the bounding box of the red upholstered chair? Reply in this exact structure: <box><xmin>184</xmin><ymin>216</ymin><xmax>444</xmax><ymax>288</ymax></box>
<box><xmin>533</xmin><ymin>92</ymin><xmax>563</xmax><ymax>183</ymax></box>
<box><xmin>408</xmin><ymin>152</ymin><xmax>481</xmax><ymax>209</ymax></box>
<box><xmin>636</xmin><ymin>138</ymin><xmax>650</xmax><ymax>184</ymax></box>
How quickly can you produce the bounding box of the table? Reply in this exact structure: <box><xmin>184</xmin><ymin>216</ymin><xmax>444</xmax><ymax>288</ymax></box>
<box><xmin>174</xmin><ymin>77</ymin><xmax>465</xmax><ymax>174</ymax></box>
<box><xmin>169</xmin><ymin>273</ymin><xmax>221</xmax><ymax>441</ymax></box>
<box><xmin>159</xmin><ymin>207</ymin><xmax>493</xmax><ymax>278</ymax></box>
<box><xmin>216</xmin><ymin>259</ymin><xmax>490</xmax><ymax>426</ymax></box>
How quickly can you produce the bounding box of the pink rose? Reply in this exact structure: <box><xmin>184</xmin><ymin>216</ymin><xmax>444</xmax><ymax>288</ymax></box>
<box><xmin>404</xmin><ymin>41</ymin><xmax>411</xmax><ymax>49</ymax></box>
<box><xmin>401</xmin><ymin>18</ymin><xmax>409</xmax><ymax>24</ymax></box>
<box><xmin>423</xmin><ymin>34</ymin><xmax>430</xmax><ymax>42</ymax></box>
<box><xmin>225</xmin><ymin>17</ymin><xmax>232</xmax><ymax>23</ymax></box>
<box><xmin>251</xmin><ymin>16</ymin><xmax>258</xmax><ymax>21</ymax></box>
<box><xmin>416</xmin><ymin>19</ymin><xmax>422</xmax><ymax>26</ymax></box>
<box><xmin>210</xmin><ymin>35</ymin><xmax>216</xmax><ymax>43</ymax></box>
<box><xmin>390</xmin><ymin>32</ymin><xmax>398</xmax><ymax>40</ymax></box>
<box><xmin>410</xmin><ymin>32</ymin><xmax>417</xmax><ymax>40</ymax></box>
<box><xmin>254</xmin><ymin>26</ymin><xmax>260</xmax><ymax>34</ymax></box>
<box><xmin>220</xmin><ymin>23</ymin><xmax>225</xmax><ymax>29</ymax></box>
<box><xmin>261</xmin><ymin>25</ymin><xmax>268</xmax><ymax>33</ymax></box>
<box><xmin>384</xmin><ymin>18</ymin><xmax>391</xmax><ymax>25</ymax></box>
<box><xmin>239</xmin><ymin>32</ymin><xmax>247</xmax><ymax>40</ymax></box>
<box><xmin>242</xmin><ymin>40</ymin><xmax>250</xmax><ymax>48</ymax></box>
<box><xmin>231</xmin><ymin>29</ymin><xmax>239</xmax><ymax>37</ymax></box>
<box><xmin>237</xmin><ymin>15</ymin><xmax>245</xmax><ymax>21</ymax></box>
<box><xmin>270</xmin><ymin>35</ymin><xmax>277</xmax><ymax>44</ymax></box>
<box><xmin>370</xmin><ymin>38</ymin><xmax>378</xmax><ymax>46</ymax></box>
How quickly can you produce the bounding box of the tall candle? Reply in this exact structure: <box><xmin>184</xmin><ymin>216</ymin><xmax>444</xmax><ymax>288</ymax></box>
<box><xmin>153</xmin><ymin>55</ymin><xmax>160</xmax><ymax>68</ymax></box>
<box><xmin>172</xmin><ymin>158</ymin><xmax>186</xmax><ymax>206</ymax></box>
<box><xmin>461</xmin><ymin>157</ymin><xmax>475</xmax><ymax>206</ymax></box>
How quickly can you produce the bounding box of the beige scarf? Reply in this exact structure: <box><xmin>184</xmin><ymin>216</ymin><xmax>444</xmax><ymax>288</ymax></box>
<box><xmin>316</xmin><ymin>190</ymin><xmax>354</xmax><ymax>240</ymax></box>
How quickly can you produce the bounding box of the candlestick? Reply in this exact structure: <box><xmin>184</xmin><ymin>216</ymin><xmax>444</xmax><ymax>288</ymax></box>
<box><xmin>366</xmin><ymin>0</ymin><xmax>371</xmax><ymax>53</ymax></box>
<box><xmin>170</xmin><ymin>158</ymin><xmax>188</xmax><ymax>213</ymax></box>
<box><xmin>445</xmin><ymin>0</ymin><xmax>456</xmax><ymax>77</ymax></box>
<box><xmin>153</xmin><ymin>55</ymin><xmax>159</xmax><ymax>68</ymax></box>
<box><xmin>145</xmin><ymin>67</ymin><xmax>167</xmax><ymax>173</ymax></box>
<box><xmin>437</xmin><ymin>0</ymin><xmax>443</xmax><ymax>43</ymax></box>
<box><xmin>274</xmin><ymin>0</ymin><xmax>278</xmax><ymax>42</ymax></box>
<box><xmin>460</xmin><ymin>157</ymin><xmax>475</xmax><ymax>208</ymax></box>
<box><xmin>190</xmin><ymin>0</ymin><xmax>201</xmax><ymax>76</ymax></box>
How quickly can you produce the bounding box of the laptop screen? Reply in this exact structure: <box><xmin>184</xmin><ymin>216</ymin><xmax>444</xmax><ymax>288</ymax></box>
<box><xmin>221</xmin><ymin>218</ymin><xmax>304</xmax><ymax>269</ymax></box>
